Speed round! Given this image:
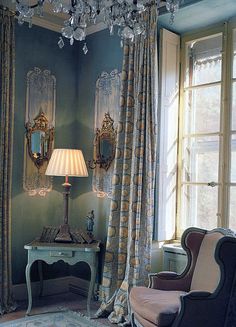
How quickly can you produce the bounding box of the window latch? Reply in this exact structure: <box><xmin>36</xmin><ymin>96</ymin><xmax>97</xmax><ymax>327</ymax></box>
<box><xmin>207</xmin><ymin>181</ymin><xmax>217</xmax><ymax>187</ymax></box>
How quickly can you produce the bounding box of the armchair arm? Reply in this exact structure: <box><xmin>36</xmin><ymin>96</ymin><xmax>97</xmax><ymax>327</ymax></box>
<box><xmin>156</xmin><ymin>271</ymin><xmax>179</xmax><ymax>279</ymax></box>
<box><xmin>186</xmin><ymin>290</ymin><xmax>212</xmax><ymax>298</ymax></box>
<box><xmin>148</xmin><ymin>271</ymin><xmax>178</xmax><ymax>287</ymax></box>
<box><xmin>148</xmin><ymin>271</ymin><xmax>190</xmax><ymax>291</ymax></box>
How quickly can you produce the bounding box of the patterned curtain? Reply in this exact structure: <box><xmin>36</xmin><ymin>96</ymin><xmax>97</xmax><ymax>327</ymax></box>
<box><xmin>0</xmin><ymin>7</ymin><xmax>16</xmax><ymax>314</ymax></box>
<box><xmin>96</xmin><ymin>6</ymin><xmax>158</xmax><ymax>325</ymax></box>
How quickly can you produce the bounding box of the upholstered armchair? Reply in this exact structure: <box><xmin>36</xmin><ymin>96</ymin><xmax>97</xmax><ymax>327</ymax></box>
<box><xmin>129</xmin><ymin>227</ymin><xmax>236</xmax><ymax>327</ymax></box>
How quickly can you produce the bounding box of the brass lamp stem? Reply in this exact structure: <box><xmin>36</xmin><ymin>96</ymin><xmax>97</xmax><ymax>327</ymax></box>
<box><xmin>55</xmin><ymin>175</ymin><xmax>73</xmax><ymax>243</ymax></box>
<box><xmin>63</xmin><ymin>176</ymin><xmax>71</xmax><ymax>225</ymax></box>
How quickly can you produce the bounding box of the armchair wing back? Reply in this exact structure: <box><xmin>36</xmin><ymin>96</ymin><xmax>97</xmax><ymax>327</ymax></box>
<box><xmin>190</xmin><ymin>231</ymin><xmax>223</xmax><ymax>292</ymax></box>
<box><xmin>129</xmin><ymin>227</ymin><xmax>236</xmax><ymax>327</ymax></box>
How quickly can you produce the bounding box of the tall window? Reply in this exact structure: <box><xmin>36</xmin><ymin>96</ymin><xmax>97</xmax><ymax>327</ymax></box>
<box><xmin>177</xmin><ymin>23</ymin><xmax>236</xmax><ymax>236</ymax></box>
<box><xmin>230</xmin><ymin>28</ymin><xmax>236</xmax><ymax>230</ymax></box>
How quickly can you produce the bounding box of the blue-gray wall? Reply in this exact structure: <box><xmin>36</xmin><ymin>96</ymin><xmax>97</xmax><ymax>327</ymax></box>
<box><xmin>13</xmin><ymin>24</ymin><xmax>122</xmax><ymax>284</ymax></box>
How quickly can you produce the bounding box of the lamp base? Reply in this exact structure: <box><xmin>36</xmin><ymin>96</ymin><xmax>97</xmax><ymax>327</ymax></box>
<box><xmin>55</xmin><ymin>224</ymin><xmax>72</xmax><ymax>243</ymax></box>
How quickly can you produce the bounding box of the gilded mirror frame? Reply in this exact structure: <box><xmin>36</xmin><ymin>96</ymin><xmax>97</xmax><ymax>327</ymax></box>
<box><xmin>25</xmin><ymin>111</ymin><xmax>54</xmax><ymax>169</ymax></box>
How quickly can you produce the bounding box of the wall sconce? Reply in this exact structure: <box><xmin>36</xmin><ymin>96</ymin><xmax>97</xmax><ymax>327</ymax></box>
<box><xmin>88</xmin><ymin>113</ymin><xmax>117</xmax><ymax>171</ymax></box>
<box><xmin>88</xmin><ymin>155</ymin><xmax>114</xmax><ymax>171</ymax></box>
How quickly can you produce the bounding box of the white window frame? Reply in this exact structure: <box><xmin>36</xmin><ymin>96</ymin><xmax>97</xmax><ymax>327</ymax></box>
<box><xmin>156</xmin><ymin>18</ymin><xmax>236</xmax><ymax>241</ymax></box>
<box><xmin>176</xmin><ymin>20</ymin><xmax>236</xmax><ymax>238</ymax></box>
<box><xmin>155</xmin><ymin>28</ymin><xmax>180</xmax><ymax>241</ymax></box>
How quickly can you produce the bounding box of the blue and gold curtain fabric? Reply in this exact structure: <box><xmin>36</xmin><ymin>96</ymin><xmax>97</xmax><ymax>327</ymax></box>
<box><xmin>97</xmin><ymin>6</ymin><xmax>158</xmax><ymax>325</ymax></box>
<box><xmin>0</xmin><ymin>7</ymin><xmax>16</xmax><ymax>314</ymax></box>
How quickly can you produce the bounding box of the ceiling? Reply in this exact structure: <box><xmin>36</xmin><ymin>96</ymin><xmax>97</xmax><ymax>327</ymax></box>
<box><xmin>1</xmin><ymin>0</ymin><xmax>236</xmax><ymax>36</ymax></box>
<box><xmin>159</xmin><ymin>0</ymin><xmax>236</xmax><ymax>34</ymax></box>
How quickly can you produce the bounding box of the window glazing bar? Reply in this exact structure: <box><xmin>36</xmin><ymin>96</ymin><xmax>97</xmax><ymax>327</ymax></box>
<box><xmin>182</xmin><ymin>132</ymin><xmax>222</xmax><ymax>138</ymax></box>
<box><xmin>184</xmin><ymin>80</ymin><xmax>221</xmax><ymax>91</ymax></box>
<box><xmin>181</xmin><ymin>182</ymin><xmax>221</xmax><ymax>186</ymax></box>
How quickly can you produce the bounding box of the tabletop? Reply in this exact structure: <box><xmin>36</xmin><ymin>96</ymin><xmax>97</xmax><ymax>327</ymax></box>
<box><xmin>24</xmin><ymin>239</ymin><xmax>101</xmax><ymax>252</ymax></box>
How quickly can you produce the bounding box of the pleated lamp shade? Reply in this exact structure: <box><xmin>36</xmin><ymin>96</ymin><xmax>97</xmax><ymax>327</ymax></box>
<box><xmin>45</xmin><ymin>149</ymin><xmax>88</xmax><ymax>177</ymax></box>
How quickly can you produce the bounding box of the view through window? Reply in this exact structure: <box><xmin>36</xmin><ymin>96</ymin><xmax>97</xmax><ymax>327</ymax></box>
<box><xmin>230</xmin><ymin>29</ymin><xmax>236</xmax><ymax>230</ymax></box>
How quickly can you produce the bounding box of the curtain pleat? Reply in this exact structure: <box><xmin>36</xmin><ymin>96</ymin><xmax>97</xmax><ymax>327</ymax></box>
<box><xmin>0</xmin><ymin>7</ymin><xmax>16</xmax><ymax>314</ymax></box>
<box><xmin>96</xmin><ymin>6</ymin><xmax>158</xmax><ymax>325</ymax></box>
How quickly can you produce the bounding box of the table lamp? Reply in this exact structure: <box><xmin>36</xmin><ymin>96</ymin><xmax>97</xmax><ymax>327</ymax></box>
<box><xmin>45</xmin><ymin>149</ymin><xmax>88</xmax><ymax>243</ymax></box>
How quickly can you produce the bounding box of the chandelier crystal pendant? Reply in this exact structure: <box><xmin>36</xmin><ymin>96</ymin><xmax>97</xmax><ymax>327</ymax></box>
<box><xmin>165</xmin><ymin>0</ymin><xmax>181</xmax><ymax>24</ymax></box>
<box><xmin>15</xmin><ymin>0</ymin><xmax>182</xmax><ymax>52</ymax></box>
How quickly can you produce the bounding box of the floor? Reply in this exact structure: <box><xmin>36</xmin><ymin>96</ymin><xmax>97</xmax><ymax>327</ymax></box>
<box><xmin>0</xmin><ymin>292</ymin><xmax>113</xmax><ymax>326</ymax></box>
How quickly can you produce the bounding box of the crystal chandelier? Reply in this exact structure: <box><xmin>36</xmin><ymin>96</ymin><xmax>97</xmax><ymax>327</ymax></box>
<box><xmin>15</xmin><ymin>0</ymin><xmax>182</xmax><ymax>52</ymax></box>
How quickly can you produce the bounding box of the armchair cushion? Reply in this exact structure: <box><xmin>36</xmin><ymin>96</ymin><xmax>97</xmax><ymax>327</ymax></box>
<box><xmin>130</xmin><ymin>228</ymin><xmax>236</xmax><ymax>327</ymax></box>
<box><xmin>129</xmin><ymin>286</ymin><xmax>186</xmax><ymax>327</ymax></box>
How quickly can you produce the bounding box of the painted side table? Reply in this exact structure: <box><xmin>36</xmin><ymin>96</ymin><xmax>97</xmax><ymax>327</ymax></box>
<box><xmin>24</xmin><ymin>240</ymin><xmax>100</xmax><ymax>317</ymax></box>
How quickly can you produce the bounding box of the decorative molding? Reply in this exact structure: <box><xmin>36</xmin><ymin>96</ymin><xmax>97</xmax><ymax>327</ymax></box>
<box><xmin>32</xmin><ymin>16</ymin><xmax>62</xmax><ymax>34</ymax></box>
<box><xmin>12</xmin><ymin>276</ymin><xmax>91</xmax><ymax>301</ymax></box>
<box><xmin>31</xmin><ymin>18</ymin><xmax>107</xmax><ymax>36</ymax></box>
<box><xmin>86</xmin><ymin>22</ymin><xmax>107</xmax><ymax>36</ymax></box>
<box><xmin>9</xmin><ymin>3</ymin><xmax>106</xmax><ymax>37</ymax></box>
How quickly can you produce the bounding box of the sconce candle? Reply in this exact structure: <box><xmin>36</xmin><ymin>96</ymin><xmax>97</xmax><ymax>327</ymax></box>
<box><xmin>45</xmin><ymin>149</ymin><xmax>88</xmax><ymax>243</ymax></box>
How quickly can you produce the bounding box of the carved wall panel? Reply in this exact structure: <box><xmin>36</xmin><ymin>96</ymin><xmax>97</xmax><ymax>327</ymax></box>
<box><xmin>23</xmin><ymin>67</ymin><xmax>56</xmax><ymax>196</ymax></box>
<box><xmin>92</xmin><ymin>70</ymin><xmax>120</xmax><ymax>198</ymax></box>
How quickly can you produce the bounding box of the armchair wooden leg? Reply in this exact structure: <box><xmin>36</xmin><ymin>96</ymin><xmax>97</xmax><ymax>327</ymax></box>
<box><xmin>131</xmin><ymin>313</ymin><xmax>142</xmax><ymax>327</ymax></box>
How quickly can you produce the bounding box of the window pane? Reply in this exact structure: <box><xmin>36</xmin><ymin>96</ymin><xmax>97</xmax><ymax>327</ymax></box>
<box><xmin>233</xmin><ymin>29</ymin><xmax>236</xmax><ymax>79</ymax></box>
<box><xmin>184</xmin><ymin>85</ymin><xmax>221</xmax><ymax>134</ymax></box>
<box><xmin>181</xmin><ymin>184</ymin><xmax>218</xmax><ymax>231</ymax></box>
<box><xmin>231</xmin><ymin>134</ymin><xmax>236</xmax><ymax>182</ymax></box>
<box><xmin>229</xmin><ymin>187</ymin><xmax>236</xmax><ymax>230</ymax></box>
<box><xmin>185</xmin><ymin>34</ymin><xmax>222</xmax><ymax>87</ymax></box>
<box><xmin>232</xmin><ymin>82</ymin><xmax>236</xmax><ymax>131</ymax></box>
<box><xmin>182</xmin><ymin>136</ymin><xmax>219</xmax><ymax>183</ymax></box>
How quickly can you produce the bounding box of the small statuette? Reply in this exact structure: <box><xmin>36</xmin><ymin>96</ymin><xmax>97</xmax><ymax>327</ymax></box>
<box><xmin>86</xmin><ymin>210</ymin><xmax>94</xmax><ymax>233</ymax></box>
<box><xmin>83</xmin><ymin>43</ymin><xmax>88</xmax><ymax>55</ymax></box>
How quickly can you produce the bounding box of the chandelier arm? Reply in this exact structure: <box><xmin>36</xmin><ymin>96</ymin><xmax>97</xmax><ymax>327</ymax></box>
<box><xmin>16</xmin><ymin>0</ymin><xmax>44</xmax><ymax>9</ymax></box>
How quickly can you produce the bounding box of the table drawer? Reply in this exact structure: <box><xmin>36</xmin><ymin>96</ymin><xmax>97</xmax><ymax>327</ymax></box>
<box><xmin>50</xmin><ymin>250</ymin><xmax>73</xmax><ymax>258</ymax></box>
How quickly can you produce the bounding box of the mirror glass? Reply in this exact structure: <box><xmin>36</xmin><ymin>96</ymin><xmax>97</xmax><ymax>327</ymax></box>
<box><xmin>99</xmin><ymin>136</ymin><xmax>113</xmax><ymax>160</ymax></box>
<box><xmin>89</xmin><ymin>112</ymin><xmax>117</xmax><ymax>171</ymax></box>
<box><xmin>31</xmin><ymin>131</ymin><xmax>48</xmax><ymax>158</ymax></box>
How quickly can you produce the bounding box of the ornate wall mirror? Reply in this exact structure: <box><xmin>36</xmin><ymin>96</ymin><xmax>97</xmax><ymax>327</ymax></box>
<box><xmin>23</xmin><ymin>67</ymin><xmax>56</xmax><ymax>196</ymax></box>
<box><xmin>89</xmin><ymin>112</ymin><xmax>117</xmax><ymax>171</ymax></box>
<box><xmin>25</xmin><ymin>111</ymin><xmax>54</xmax><ymax>169</ymax></box>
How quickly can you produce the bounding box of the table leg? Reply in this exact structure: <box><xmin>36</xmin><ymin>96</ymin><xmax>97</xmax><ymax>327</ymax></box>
<box><xmin>87</xmin><ymin>263</ymin><xmax>97</xmax><ymax>318</ymax></box>
<box><xmin>38</xmin><ymin>260</ymin><xmax>43</xmax><ymax>297</ymax></box>
<box><xmin>25</xmin><ymin>262</ymin><xmax>33</xmax><ymax>315</ymax></box>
